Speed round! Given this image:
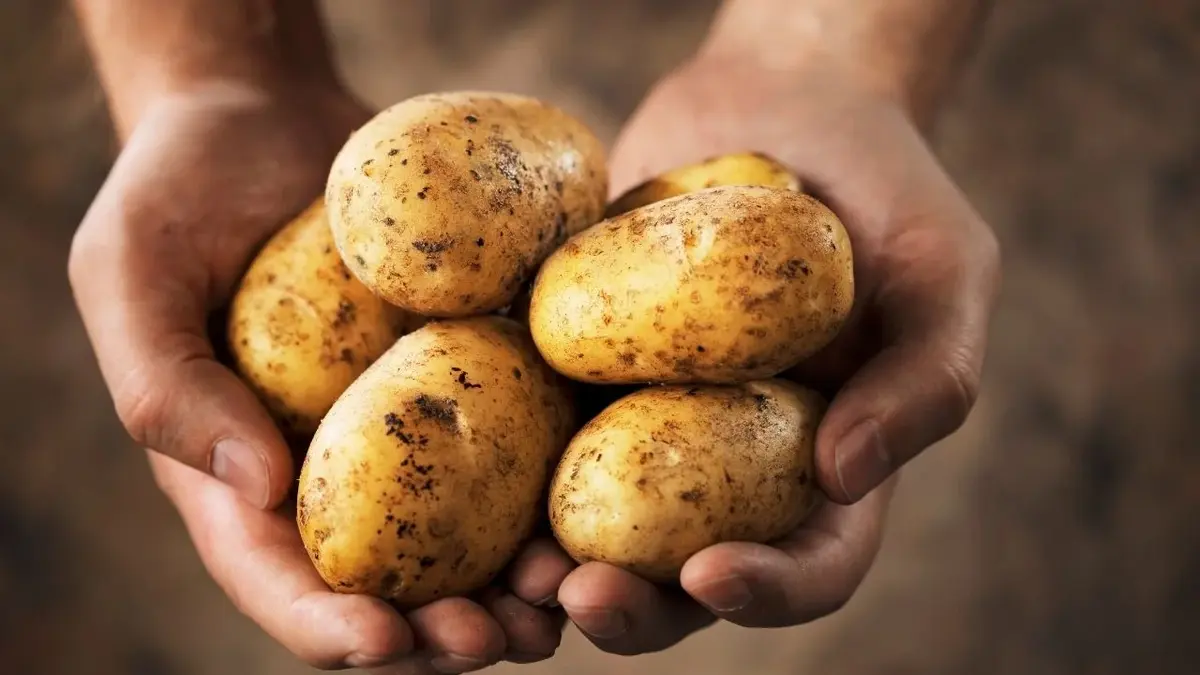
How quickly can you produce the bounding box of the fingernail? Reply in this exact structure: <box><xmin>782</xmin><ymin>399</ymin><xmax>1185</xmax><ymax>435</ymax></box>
<box><xmin>430</xmin><ymin>653</ymin><xmax>487</xmax><ymax>673</ymax></box>
<box><xmin>569</xmin><ymin>608</ymin><xmax>627</xmax><ymax>639</ymax></box>
<box><xmin>692</xmin><ymin>576</ymin><xmax>753</xmax><ymax>613</ymax></box>
<box><xmin>835</xmin><ymin>420</ymin><xmax>890</xmax><ymax>501</ymax></box>
<box><xmin>212</xmin><ymin>439</ymin><xmax>270</xmax><ymax>508</ymax></box>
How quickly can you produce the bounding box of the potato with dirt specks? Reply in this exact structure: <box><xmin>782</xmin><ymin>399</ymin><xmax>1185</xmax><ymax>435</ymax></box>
<box><xmin>549</xmin><ymin>380</ymin><xmax>824</xmax><ymax>582</ymax></box>
<box><xmin>326</xmin><ymin>91</ymin><xmax>608</xmax><ymax>317</ymax></box>
<box><xmin>605</xmin><ymin>151</ymin><xmax>801</xmax><ymax>218</ymax></box>
<box><xmin>227</xmin><ymin>199</ymin><xmax>423</xmax><ymax>444</ymax></box>
<box><xmin>296</xmin><ymin>316</ymin><xmax>575</xmax><ymax>607</ymax></box>
<box><xmin>529</xmin><ymin>185</ymin><xmax>855</xmax><ymax>384</ymax></box>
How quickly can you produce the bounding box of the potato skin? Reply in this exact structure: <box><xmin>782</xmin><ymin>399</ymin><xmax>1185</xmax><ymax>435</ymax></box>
<box><xmin>529</xmin><ymin>185</ymin><xmax>855</xmax><ymax>384</ymax></box>
<box><xmin>549</xmin><ymin>380</ymin><xmax>823</xmax><ymax>582</ymax></box>
<box><xmin>605</xmin><ymin>151</ymin><xmax>801</xmax><ymax>218</ymax></box>
<box><xmin>296</xmin><ymin>317</ymin><xmax>575</xmax><ymax>607</ymax></box>
<box><xmin>227</xmin><ymin>199</ymin><xmax>422</xmax><ymax>443</ymax></box>
<box><xmin>326</xmin><ymin>91</ymin><xmax>608</xmax><ymax>317</ymax></box>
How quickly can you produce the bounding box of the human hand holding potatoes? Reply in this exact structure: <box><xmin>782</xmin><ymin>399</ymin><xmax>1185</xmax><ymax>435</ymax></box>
<box><xmin>70</xmin><ymin>87</ymin><xmax>584</xmax><ymax>673</ymax></box>
<box><xmin>549</xmin><ymin>44</ymin><xmax>999</xmax><ymax>659</ymax></box>
<box><xmin>66</xmin><ymin>82</ymin><xmax>422</xmax><ymax>667</ymax></box>
<box><xmin>69</xmin><ymin>0</ymin><xmax>1002</xmax><ymax>671</ymax></box>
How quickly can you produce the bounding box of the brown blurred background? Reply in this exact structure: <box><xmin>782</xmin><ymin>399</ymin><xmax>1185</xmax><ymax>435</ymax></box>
<box><xmin>2</xmin><ymin>0</ymin><xmax>1199</xmax><ymax>673</ymax></box>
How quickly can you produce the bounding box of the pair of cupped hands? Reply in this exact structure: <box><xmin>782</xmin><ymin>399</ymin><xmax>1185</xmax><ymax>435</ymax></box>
<box><xmin>69</xmin><ymin>53</ymin><xmax>999</xmax><ymax>674</ymax></box>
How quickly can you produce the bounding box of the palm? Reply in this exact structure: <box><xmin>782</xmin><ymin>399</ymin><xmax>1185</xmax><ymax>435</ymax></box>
<box><xmin>111</xmin><ymin>91</ymin><xmax>367</xmax><ymax>303</ymax></box>
<box><xmin>74</xmin><ymin>87</ymin><xmax>575</xmax><ymax>670</ymax></box>
<box><xmin>556</xmin><ymin>55</ymin><xmax>995</xmax><ymax>655</ymax></box>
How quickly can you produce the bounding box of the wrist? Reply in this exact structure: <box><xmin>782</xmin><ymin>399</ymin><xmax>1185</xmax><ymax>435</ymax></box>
<box><xmin>75</xmin><ymin>0</ymin><xmax>345</xmax><ymax>139</ymax></box>
<box><xmin>696</xmin><ymin>24</ymin><xmax>918</xmax><ymax>122</ymax></box>
<box><xmin>697</xmin><ymin>0</ymin><xmax>980</xmax><ymax>129</ymax></box>
<box><xmin>682</xmin><ymin>42</ymin><xmax>918</xmax><ymax>125</ymax></box>
<box><xmin>113</xmin><ymin>63</ymin><xmax>346</xmax><ymax>139</ymax></box>
<box><xmin>109</xmin><ymin>69</ymin><xmax>357</xmax><ymax>142</ymax></box>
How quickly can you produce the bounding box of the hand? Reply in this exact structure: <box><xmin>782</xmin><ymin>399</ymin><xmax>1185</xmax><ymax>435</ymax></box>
<box><xmin>555</xmin><ymin>52</ymin><xmax>999</xmax><ymax>653</ymax></box>
<box><xmin>68</xmin><ymin>80</ymin><xmax>569</xmax><ymax>672</ymax></box>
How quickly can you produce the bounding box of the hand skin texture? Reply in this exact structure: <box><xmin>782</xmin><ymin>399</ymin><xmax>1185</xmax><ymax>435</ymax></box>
<box><xmin>68</xmin><ymin>2</ymin><xmax>573</xmax><ymax>672</ymax></box>
<box><xmin>550</xmin><ymin>0</ymin><xmax>1001</xmax><ymax>657</ymax></box>
<box><xmin>67</xmin><ymin>0</ymin><xmax>999</xmax><ymax>670</ymax></box>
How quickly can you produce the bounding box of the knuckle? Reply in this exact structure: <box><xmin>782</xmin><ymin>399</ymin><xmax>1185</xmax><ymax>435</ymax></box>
<box><xmin>939</xmin><ymin>352</ymin><xmax>982</xmax><ymax>429</ymax></box>
<box><xmin>112</xmin><ymin>367</ymin><xmax>170</xmax><ymax>451</ymax></box>
<box><xmin>110</xmin><ymin>334</ymin><xmax>212</xmax><ymax>459</ymax></box>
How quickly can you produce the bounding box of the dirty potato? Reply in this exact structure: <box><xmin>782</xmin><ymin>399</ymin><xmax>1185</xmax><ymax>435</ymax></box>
<box><xmin>529</xmin><ymin>185</ymin><xmax>855</xmax><ymax>384</ymax></box>
<box><xmin>326</xmin><ymin>91</ymin><xmax>608</xmax><ymax>317</ymax></box>
<box><xmin>297</xmin><ymin>316</ymin><xmax>575</xmax><ymax>607</ymax></box>
<box><xmin>605</xmin><ymin>151</ymin><xmax>801</xmax><ymax>218</ymax></box>
<box><xmin>549</xmin><ymin>380</ymin><xmax>824</xmax><ymax>582</ymax></box>
<box><xmin>227</xmin><ymin>199</ymin><xmax>422</xmax><ymax>443</ymax></box>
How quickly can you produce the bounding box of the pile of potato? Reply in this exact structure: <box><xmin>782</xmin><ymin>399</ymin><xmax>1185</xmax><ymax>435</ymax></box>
<box><xmin>226</xmin><ymin>91</ymin><xmax>855</xmax><ymax>608</ymax></box>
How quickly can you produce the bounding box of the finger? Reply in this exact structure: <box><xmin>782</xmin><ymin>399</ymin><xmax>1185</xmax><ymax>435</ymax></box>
<box><xmin>506</xmin><ymin>537</ymin><xmax>575</xmax><ymax>607</ymax></box>
<box><xmin>69</xmin><ymin>188</ymin><xmax>293</xmax><ymax>508</ymax></box>
<box><xmin>817</xmin><ymin>234</ymin><xmax>999</xmax><ymax>503</ymax></box>
<box><xmin>404</xmin><ymin>597</ymin><xmax>507</xmax><ymax>673</ymax></box>
<box><xmin>151</xmin><ymin>453</ymin><xmax>412</xmax><ymax>669</ymax></box>
<box><xmin>682</xmin><ymin>480</ymin><xmax>894</xmax><ymax>628</ymax></box>
<box><xmin>558</xmin><ymin>562</ymin><xmax>715</xmax><ymax>656</ymax></box>
<box><xmin>477</xmin><ymin>588</ymin><xmax>564</xmax><ymax>662</ymax></box>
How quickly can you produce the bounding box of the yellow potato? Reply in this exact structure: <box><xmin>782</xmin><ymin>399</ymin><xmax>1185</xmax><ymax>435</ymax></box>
<box><xmin>326</xmin><ymin>91</ymin><xmax>608</xmax><ymax>317</ymax></box>
<box><xmin>549</xmin><ymin>380</ymin><xmax>824</xmax><ymax>582</ymax></box>
<box><xmin>297</xmin><ymin>317</ymin><xmax>576</xmax><ymax>607</ymax></box>
<box><xmin>529</xmin><ymin>185</ymin><xmax>854</xmax><ymax>384</ymax></box>
<box><xmin>227</xmin><ymin>199</ymin><xmax>422</xmax><ymax>443</ymax></box>
<box><xmin>605</xmin><ymin>151</ymin><xmax>802</xmax><ymax>218</ymax></box>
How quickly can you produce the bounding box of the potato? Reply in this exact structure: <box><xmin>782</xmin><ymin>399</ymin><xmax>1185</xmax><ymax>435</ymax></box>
<box><xmin>605</xmin><ymin>151</ymin><xmax>801</xmax><ymax>218</ymax></box>
<box><xmin>297</xmin><ymin>316</ymin><xmax>576</xmax><ymax>607</ymax></box>
<box><xmin>326</xmin><ymin>91</ymin><xmax>608</xmax><ymax>317</ymax></box>
<box><xmin>227</xmin><ymin>199</ymin><xmax>422</xmax><ymax>443</ymax></box>
<box><xmin>529</xmin><ymin>185</ymin><xmax>854</xmax><ymax>384</ymax></box>
<box><xmin>549</xmin><ymin>380</ymin><xmax>823</xmax><ymax>582</ymax></box>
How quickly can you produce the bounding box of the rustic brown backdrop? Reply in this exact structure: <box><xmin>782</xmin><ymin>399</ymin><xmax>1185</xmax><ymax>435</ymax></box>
<box><xmin>2</xmin><ymin>1</ymin><xmax>1198</xmax><ymax>673</ymax></box>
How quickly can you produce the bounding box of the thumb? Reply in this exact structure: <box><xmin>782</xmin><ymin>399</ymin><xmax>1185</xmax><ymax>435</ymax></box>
<box><xmin>814</xmin><ymin>262</ymin><xmax>995</xmax><ymax>504</ymax></box>
<box><xmin>69</xmin><ymin>205</ymin><xmax>293</xmax><ymax>509</ymax></box>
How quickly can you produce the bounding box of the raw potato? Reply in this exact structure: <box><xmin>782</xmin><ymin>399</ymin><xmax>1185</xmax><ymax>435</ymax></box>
<box><xmin>549</xmin><ymin>380</ymin><xmax>824</xmax><ymax>582</ymax></box>
<box><xmin>326</xmin><ymin>91</ymin><xmax>608</xmax><ymax>317</ymax></box>
<box><xmin>605</xmin><ymin>151</ymin><xmax>801</xmax><ymax>218</ymax></box>
<box><xmin>529</xmin><ymin>185</ymin><xmax>854</xmax><ymax>384</ymax></box>
<box><xmin>228</xmin><ymin>199</ymin><xmax>422</xmax><ymax>443</ymax></box>
<box><xmin>297</xmin><ymin>317</ymin><xmax>576</xmax><ymax>607</ymax></box>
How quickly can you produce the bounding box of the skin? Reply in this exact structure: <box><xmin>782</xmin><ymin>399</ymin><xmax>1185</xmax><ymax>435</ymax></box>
<box><xmin>551</xmin><ymin>0</ymin><xmax>1002</xmax><ymax>656</ymax></box>
<box><xmin>327</xmin><ymin>92</ymin><xmax>608</xmax><ymax>317</ymax></box>
<box><xmin>68</xmin><ymin>0</ymin><xmax>1000</xmax><ymax>669</ymax></box>
<box><xmin>68</xmin><ymin>2</ymin><xmax>571</xmax><ymax>672</ymax></box>
<box><xmin>530</xmin><ymin>186</ymin><xmax>854</xmax><ymax>384</ymax></box>
<box><xmin>550</xmin><ymin>381</ymin><xmax>823</xmax><ymax>582</ymax></box>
